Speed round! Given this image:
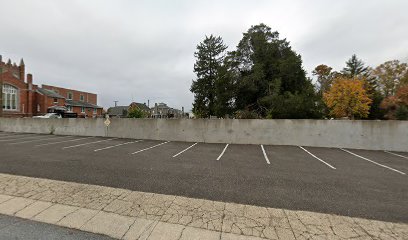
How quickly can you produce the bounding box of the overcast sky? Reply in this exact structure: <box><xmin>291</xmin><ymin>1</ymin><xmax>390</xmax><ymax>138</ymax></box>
<box><xmin>1</xmin><ymin>0</ymin><xmax>407</xmax><ymax>110</ymax></box>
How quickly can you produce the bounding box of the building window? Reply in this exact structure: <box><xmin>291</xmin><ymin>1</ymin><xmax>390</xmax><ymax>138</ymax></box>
<box><xmin>67</xmin><ymin>92</ymin><xmax>73</xmax><ymax>100</ymax></box>
<box><xmin>80</xmin><ymin>94</ymin><xmax>84</xmax><ymax>102</ymax></box>
<box><xmin>37</xmin><ymin>104</ymin><xmax>41</xmax><ymax>112</ymax></box>
<box><xmin>2</xmin><ymin>84</ymin><xmax>18</xmax><ymax>111</ymax></box>
<box><xmin>53</xmin><ymin>98</ymin><xmax>58</xmax><ymax>104</ymax></box>
<box><xmin>81</xmin><ymin>106</ymin><xmax>85</xmax><ymax>113</ymax></box>
<box><xmin>67</xmin><ymin>106</ymin><xmax>73</xmax><ymax>112</ymax></box>
<box><xmin>93</xmin><ymin>108</ymin><xmax>97</xmax><ymax>114</ymax></box>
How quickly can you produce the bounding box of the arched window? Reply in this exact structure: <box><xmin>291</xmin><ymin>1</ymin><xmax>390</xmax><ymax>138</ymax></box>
<box><xmin>2</xmin><ymin>84</ymin><xmax>19</xmax><ymax>110</ymax></box>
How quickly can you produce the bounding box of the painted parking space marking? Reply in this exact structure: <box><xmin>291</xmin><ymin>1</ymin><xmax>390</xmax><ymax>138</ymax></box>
<box><xmin>0</xmin><ymin>134</ymin><xmax>49</xmax><ymax>142</ymax></box>
<box><xmin>172</xmin><ymin>142</ymin><xmax>198</xmax><ymax>158</ymax></box>
<box><xmin>340</xmin><ymin>148</ymin><xmax>406</xmax><ymax>175</ymax></box>
<box><xmin>94</xmin><ymin>140</ymin><xmax>143</xmax><ymax>152</ymax></box>
<box><xmin>8</xmin><ymin>136</ymin><xmax>71</xmax><ymax>145</ymax></box>
<box><xmin>216</xmin><ymin>144</ymin><xmax>229</xmax><ymax>161</ymax></box>
<box><xmin>384</xmin><ymin>151</ymin><xmax>408</xmax><ymax>160</ymax></box>
<box><xmin>261</xmin><ymin>145</ymin><xmax>271</xmax><ymax>164</ymax></box>
<box><xmin>63</xmin><ymin>138</ymin><xmax>118</xmax><ymax>149</ymax></box>
<box><xmin>131</xmin><ymin>141</ymin><xmax>170</xmax><ymax>154</ymax></box>
<box><xmin>299</xmin><ymin>146</ymin><xmax>336</xmax><ymax>169</ymax></box>
<box><xmin>35</xmin><ymin>136</ymin><xmax>95</xmax><ymax>147</ymax></box>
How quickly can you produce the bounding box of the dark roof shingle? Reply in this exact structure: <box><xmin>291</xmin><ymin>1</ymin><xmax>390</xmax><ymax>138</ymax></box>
<box><xmin>37</xmin><ymin>88</ymin><xmax>65</xmax><ymax>98</ymax></box>
<box><xmin>65</xmin><ymin>100</ymin><xmax>102</xmax><ymax>109</ymax></box>
<box><xmin>107</xmin><ymin>106</ymin><xmax>128</xmax><ymax>116</ymax></box>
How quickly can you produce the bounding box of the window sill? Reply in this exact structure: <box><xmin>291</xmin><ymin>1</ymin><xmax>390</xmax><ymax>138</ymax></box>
<box><xmin>2</xmin><ymin>109</ymin><xmax>19</xmax><ymax>112</ymax></box>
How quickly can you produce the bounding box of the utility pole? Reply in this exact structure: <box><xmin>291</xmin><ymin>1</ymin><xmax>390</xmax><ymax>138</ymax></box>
<box><xmin>114</xmin><ymin>101</ymin><xmax>118</xmax><ymax>107</ymax></box>
<box><xmin>0</xmin><ymin>66</ymin><xmax>3</xmax><ymax>117</ymax></box>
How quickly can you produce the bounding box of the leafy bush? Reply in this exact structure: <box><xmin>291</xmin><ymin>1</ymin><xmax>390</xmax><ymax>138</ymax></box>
<box><xmin>234</xmin><ymin>110</ymin><xmax>259</xmax><ymax>119</ymax></box>
<box><xmin>128</xmin><ymin>107</ymin><xmax>146</xmax><ymax>118</ymax></box>
<box><xmin>396</xmin><ymin>105</ymin><xmax>408</xmax><ymax>120</ymax></box>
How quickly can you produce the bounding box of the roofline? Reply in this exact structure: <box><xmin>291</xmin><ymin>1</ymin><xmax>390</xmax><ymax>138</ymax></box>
<box><xmin>42</xmin><ymin>84</ymin><xmax>98</xmax><ymax>95</ymax></box>
<box><xmin>36</xmin><ymin>88</ymin><xmax>65</xmax><ymax>99</ymax></box>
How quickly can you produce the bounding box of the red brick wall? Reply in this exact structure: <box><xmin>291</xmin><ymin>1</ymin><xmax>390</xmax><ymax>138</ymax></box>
<box><xmin>2</xmin><ymin>59</ymin><xmax>103</xmax><ymax>118</ymax></box>
<box><xmin>42</xmin><ymin>84</ymin><xmax>98</xmax><ymax>105</ymax></box>
<box><xmin>0</xmin><ymin>61</ymin><xmax>24</xmax><ymax>81</ymax></box>
<box><xmin>1</xmin><ymin>71</ymin><xmax>29</xmax><ymax>117</ymax></box>
<box><xmin>70</xmin><ymin>106</ymin><xmax>102</xmax><ymax>118</ymax></box>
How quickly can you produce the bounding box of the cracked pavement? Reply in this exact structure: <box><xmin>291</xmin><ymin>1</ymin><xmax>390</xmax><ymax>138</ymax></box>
<box><xmin>0</xmin><ymin>173</ymin><xmax>406</xmax><ymax>240</ymax></box>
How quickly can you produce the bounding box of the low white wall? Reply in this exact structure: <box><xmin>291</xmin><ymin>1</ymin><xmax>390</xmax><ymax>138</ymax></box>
<box><xmin>0</xmin><ymin>118</ymin><xmax>407</xmax><ymax>151</ymax></box>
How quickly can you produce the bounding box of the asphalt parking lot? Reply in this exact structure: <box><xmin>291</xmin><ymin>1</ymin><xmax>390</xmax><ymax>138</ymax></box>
<box><xmin>0</xmin><ymin>131</ymin><xmax>407</xmax><ymax>223</ymax></box>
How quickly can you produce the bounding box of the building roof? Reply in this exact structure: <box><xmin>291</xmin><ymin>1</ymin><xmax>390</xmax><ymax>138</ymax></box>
<box><xmin>130</xmin><ymin>102</ymin><xmax>150</xmax><ymax>111</ymax></box>
<box><xmin>37</xmin><ymin>88</ymin><xmax>65</xmax><ymax>99</ymax></box>
<box><xmin>107</xmin><ymin>106</ymin><xmax>128</xmax><ymax>116</ymax></box>
<box><xmin>65</xmin><ymin>100</ymin><xmax>102</xmax><ymax>109</ymax></box>
<box><xmin>41</xmin><ymin>84</ymin><xmax>97</xmax><ymax>96</ymax></box>
<box><xmin>107</xmin><ymin>103</ymin><xmax>150</xmax><ymax>116</ymax></box>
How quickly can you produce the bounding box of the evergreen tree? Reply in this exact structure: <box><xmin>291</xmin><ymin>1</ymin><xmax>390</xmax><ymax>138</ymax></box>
<box><xmin>231</xmin><ymin>23</ymin><xmax>314</xmax><ymax>118</ymax></box>
<box><xmin>190</xmin><ymin>35</ymin><xmax>227</xmax><ymax>118</ymax></box>
<box><xmin>341</xmin><ymin>54</ymin><xmax>370</xmax><ymax>78</ymax></box>
<box><xmin>213</xmin><ymin>57</ymin><xmax>236</xmax><ymax>117</ymax></box>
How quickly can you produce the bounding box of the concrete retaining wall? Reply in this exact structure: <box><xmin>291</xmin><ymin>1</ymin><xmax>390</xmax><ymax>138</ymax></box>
<box><xmin>0</xmin><ymin>118</ymin><xmax>407</xmax><ymax>151</ymax></box>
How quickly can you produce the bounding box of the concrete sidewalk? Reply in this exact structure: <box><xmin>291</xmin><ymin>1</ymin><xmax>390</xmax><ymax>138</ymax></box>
<box><xmin>0</xmin><ymin>173</ymin><xmax>406</xmax><ymax>240</ymax></box>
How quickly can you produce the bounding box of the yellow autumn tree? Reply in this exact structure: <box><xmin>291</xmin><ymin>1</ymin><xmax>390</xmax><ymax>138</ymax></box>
<box><xmin>323</xmin><ymin>77</ymin><xmax>372</xmax><ymax>119</ymax></box>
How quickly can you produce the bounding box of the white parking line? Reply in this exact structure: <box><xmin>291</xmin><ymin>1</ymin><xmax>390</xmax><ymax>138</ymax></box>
<box><xmin>0</xmin><ymin>135</ymin><xmax>48</xmax><ymax>142</ymax></box>
<box><xmin>94</xmin><ymin>140</ymin><xmax>142</xmax><ymax>152</ymax></box>
<box><xmin>299</xmin><ymin>146</ymin><xmax>336</xmax><ymax>169</ymax></box>
<box><xmin>216</xmin><ymin>144</ymin><xmax>229</xmax><ymax>161</ymax></box>
<box><xmin>9</xmin><ymin>136</ymin><xmax>71</xmax><ymax>145</ymax></box>
<box><xmin>35</xmin><ymin>137</ymin><xmax>95</xmax><ymax>147</ymax></box>
<box><xmin>340</xmin><ymin>148</ymin><xmax>406</xmax><ymax>175</ymax></box>
<box><xmin>172</xmin><ymin>142</ymin><xmax>198</xmax><ymax>158</ymax></box>
<box><xmin>384</xmin><ymin>151</ymin><xmax>408</xmax><ymax>160</ymax></box>
<box><xmin>63</xmin><ymin>138</ymin><xmax>118</xmax><ymax>149</ymax></box>
<box><xmin>131</xmin><ymin>141</ymin><xmax>170</xmax><ymax>154</ymax></box>
<box><xmin>261</xmin><ymin>145</ymin><xmax>271</xmax><ymax>164</ymax></box>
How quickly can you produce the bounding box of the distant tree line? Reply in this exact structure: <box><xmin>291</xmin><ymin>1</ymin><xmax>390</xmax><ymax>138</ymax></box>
<box><xmin>190</xmin><ymin>23</ymin><xmax>408</xmax><ymax>120</ymax></box>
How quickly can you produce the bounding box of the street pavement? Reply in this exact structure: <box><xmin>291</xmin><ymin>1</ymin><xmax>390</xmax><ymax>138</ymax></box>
<box><xmin>0</xmin><ymin>131</ymin><xmax>407</xmax><ymax>239</ymax></box>
<box><xmin>0</xmin><ymin>173</ymin><xmax>406</xmax><ymax>240</ymax></box>
<box><xmin>0</xmin><ymin>213</ymin><xmax>114</xmax><ymax>240</ymax></box>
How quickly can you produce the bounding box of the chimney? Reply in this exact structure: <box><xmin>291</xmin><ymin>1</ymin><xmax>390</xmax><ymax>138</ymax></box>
<box><xmin>26</xmin><ymin>73</ymin><xmax>33</xmax><ymax>116</ymax></box>
<box><xmin>19</xmin><ymin>58</ymin><xmax>25</xmax><ymax>81</ymax></box>
<box><xmin>27</xmin><ymin>74</ymin><xmax>33</xmax><ymax>85</ymax></box>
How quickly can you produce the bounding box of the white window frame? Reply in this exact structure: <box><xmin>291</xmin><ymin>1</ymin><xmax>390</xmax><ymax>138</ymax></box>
<box><xmin>2</xmin><ymin>84</ymin><xmax>19</xmax><ymax>111</ymax></box>
<box><xmin>67</xmin><ymin>106</ymin><xmax>73</xmax><ymax>112</ymax></box>
<box><xmin>80</xmin><ymin>94</ymin><xmax>84</xmax><ymax>102</ymax></box>
<box><xmin>81</xmin><ymin>106</ymin><xmax>85</xmax><ymax>113</ymax></box>
<box><xmin>53</xmin><ymin>98</ymin><xmax>58</xmax><ymax>104</ymax></box>
<box><xmin>93</xmin><ymin>108</ymin><xmax>97</xmax><ymax>114</ymax></box>
<box><xmin>67</xmin><ymin>92</ymin><xmax>73</xmax><ymax>100</ymax></box>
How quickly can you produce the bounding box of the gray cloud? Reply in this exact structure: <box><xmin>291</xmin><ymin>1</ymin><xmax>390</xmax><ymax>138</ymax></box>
<box><xmin>1</xmin><ymin>0</ymin><xmax>407</xmax><ymax>110</ymax></box>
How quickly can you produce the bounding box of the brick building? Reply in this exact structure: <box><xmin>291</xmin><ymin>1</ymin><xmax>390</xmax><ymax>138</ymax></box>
<box><xmin>0</xmin><ymin>55</ymin><xmax>103</xmax><ymax>118</ymax></box>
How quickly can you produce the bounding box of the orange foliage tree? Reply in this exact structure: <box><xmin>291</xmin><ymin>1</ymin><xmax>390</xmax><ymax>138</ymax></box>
<box><xmin>381</xmin><ymin>84</ymin><xmax>408</xmax><ymax>119</ymax></box>
<box><xmin>323</xmin><ymin>77</ymin><xmax>372</xmax><ymax>119</ymax></box>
